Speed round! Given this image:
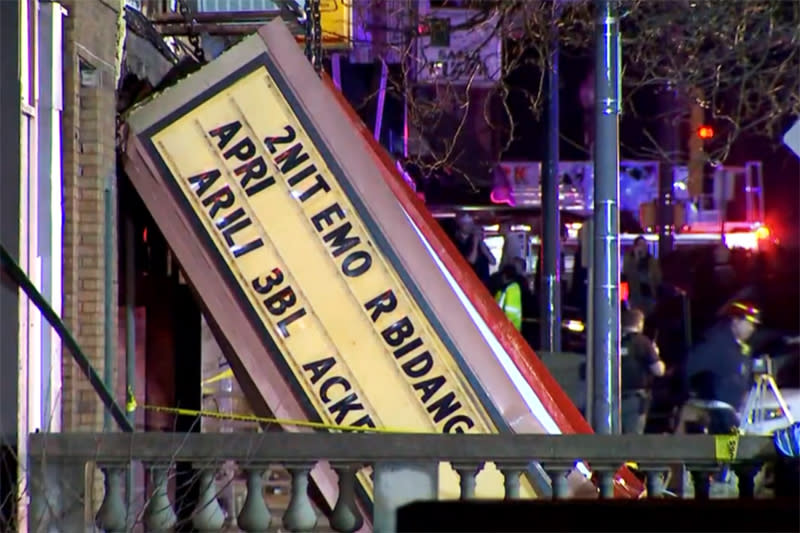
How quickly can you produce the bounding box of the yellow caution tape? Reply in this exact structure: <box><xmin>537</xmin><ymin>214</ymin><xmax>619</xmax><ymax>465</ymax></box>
<box><xmin>201</xmin><ymin>368</ymin><xmax>234</xmax><ymax>387</ymax></box>
<box><xmin>714</xmin><ymin>434</ymin><xmax>740</xmax><ymax>462</ymax></box>
<box><xmin>137</xmin><ymin>403</ymin><xmax>413</xmax><ymax>434</ymax></box>
<box><xmin>126</xmin><ymin>386</ymin><xmax>137</xmax><ymax>413</ymax></box>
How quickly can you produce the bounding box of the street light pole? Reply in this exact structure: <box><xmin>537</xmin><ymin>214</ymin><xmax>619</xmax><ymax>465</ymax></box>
<box><xmin>591</xmin><ymin>0</ymin><xmax>621</xmax><ymax>435</ymax></box>
<box><xmin>541</xmin><ymin>1</ymin><xmax>562</xmax><ymax>354</ymax></box>
<box><xmin>657</xmin><ymin>86</ymin><xmax>679</xmax><ymax>256</ymax></box>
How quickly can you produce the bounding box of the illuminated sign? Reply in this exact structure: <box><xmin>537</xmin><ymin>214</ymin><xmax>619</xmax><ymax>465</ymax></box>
<box><xmin>141</xmin><ymin>62</ymin><xmax>536</xmax><ymax>499</ymax></box>
<box><xmin>299</xmin><ymin>0</ymin><xmax>352</xmax><ymax>48</ymax></box>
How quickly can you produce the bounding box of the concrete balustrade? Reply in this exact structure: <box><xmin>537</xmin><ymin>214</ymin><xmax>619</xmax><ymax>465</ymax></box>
<box><xmin>27</xmin><ymin>433</ymin><xmax>780</xmax><ymax>532</ymax></box>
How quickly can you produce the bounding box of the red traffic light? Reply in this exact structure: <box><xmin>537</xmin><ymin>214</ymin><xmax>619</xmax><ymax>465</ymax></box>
<box><xmin>697</xmin><ymin>125</ymin><xmax>714</xmax><ymax>139</ymax></box>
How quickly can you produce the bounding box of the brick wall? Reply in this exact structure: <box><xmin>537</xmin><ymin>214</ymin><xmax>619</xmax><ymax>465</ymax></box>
<box><xmin>61</xmin><ymin>0</ymin><xmax>122</xmax><ymax>432</ymax></box>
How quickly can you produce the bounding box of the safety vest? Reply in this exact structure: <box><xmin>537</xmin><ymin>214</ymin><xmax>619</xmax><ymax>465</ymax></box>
<box><xmin>495</xmin><ymin>282</ymin><xmax>522</xmax><ymax>331</ymax></box>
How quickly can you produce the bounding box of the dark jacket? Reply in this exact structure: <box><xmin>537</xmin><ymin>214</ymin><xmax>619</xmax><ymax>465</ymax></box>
<box><xmin>685</xmin><ymin>322</ymin><xmax>751</xmax><ymax>410</ymax></box>
<box><xmin>621</xmin><ymin>331</ymin><xmax>660</xmax><ymax>393</ymax></box>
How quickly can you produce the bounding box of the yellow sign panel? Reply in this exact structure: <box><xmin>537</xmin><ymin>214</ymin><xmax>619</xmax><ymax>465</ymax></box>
<box><xmin>316</xmin><ymin>0</ymin><xmax>352</xmax><ymax>48</ymax></box>
<box><xmin>147</xmin><ymin>65</ymin><xmax>535</xmax><ymax>499</ymax></box>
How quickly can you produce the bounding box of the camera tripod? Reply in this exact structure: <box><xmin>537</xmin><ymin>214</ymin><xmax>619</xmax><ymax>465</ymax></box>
<box><xmin>739</xmin><ymin>357</ymin><xmax>795</xmax><ymax>435</ymax></box>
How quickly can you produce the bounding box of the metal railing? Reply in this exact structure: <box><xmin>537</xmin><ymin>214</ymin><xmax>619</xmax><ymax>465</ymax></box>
<box><xmin>27</xmin><ymin>432</ymin><xmax>781</xmax><ymax>532</ymax></box>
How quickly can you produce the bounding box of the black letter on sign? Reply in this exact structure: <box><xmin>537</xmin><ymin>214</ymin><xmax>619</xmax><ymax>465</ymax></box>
<box><xmin>220</xmin><ymin>215</ymin><xmax>251</xmax><ymax>241</ymax></box>
<box><xmin>263</xmin><ymin>125</ymin><xmax>296</xmax><ymax>154</ymax></box>
<box><xmin>311</xmin><ymin>203</ymin><xmax>345</xmax><ymax>232</ymax></box>
<box><xmin>223</xmin><ymin>136</ymin><xmax>256</xmax><ymax>162</ymax></box>
<box><xmin>263</xmin><ymin>286</ymin><xmax>296</xmax><ymax>316</ymax></box>
<box><xmin>277</xmin><ymin>308</ymin><xmax>307</xmax><ymax>338</ymax></box>
<box><xmin>328</xmin><ymin>393</ymin><xmax>364</xmax><ymax>425</ymax></box>
<box><xmin>350</xmin><ymin>415</ymin><xmax>376</xmax><ymax>429</ymax></box>
<box><xmin>394</xmin><ymin>338</ymin><xmax>423</xmax><ymax>359</ymax></box>
<box><xmin>275</xmin><ymin>143</ymin><xmax>310</xmax><ymax>175</ymax></box>
<box><xmin>381</xmin><ymin>317</ymin><xmax>414</xmax><ymax>347</ymax></box>
<box><xmin>427</xmin><ymin>392</ymin><xmax>462</xmax><ymax>424</ymax></box>
<box><xmin>300</xmin><ymin>174</ymin><xmax>331</xmax><ymax>202</ymax></box>
<box><xmin>201</xmin><ymin>186</ymin><xmax>235</xmax><ymax>218</ymax></box>
<box><xmin>342</xmin><ymin>251</ymin><xmax>372</xmax><ymax>278</ymax></box>
<box><xmin>443</xmin><ymin>415</ymin><xmax>475</xmax><ymax>434</ymax></box>
<box><xmin>234</xmin><ymin>157</ymin><xmax>275</xmax><ymax>197</ymax></box>
<box><xmin>298</xmin><ymin>175</ymin><xmax>331</xmax><ymax>202</ymax></box>
<box><xmin>188</xmin><ymin>169</ymin><xmax>221</xmax><ymax>198</ymax></box>
<box><xmin>208</xmin><ymin>121</ymin><xmax>241</xmax><ymax>150</ymax></box>
<box><xmin>412</xmin><ymin>374</ymin><xmax>445</xmax><ymax>401</ymax></box>
<box><xmin>401</xmin><ymin>351</ymin><xmax>434</xmax><ymax>379</ymax></box>
<box><xmin>232</xmin><ymin>238</ymin><xmax>263</xmax><ymax>258</ymax></box>
<box><xmin>364</xmin><ymin>290</ymin><xmax>397</xmax><ymax>322</ymax></box>
<box><xmin>251</xmin><ymin>269</ymin><xmax>284</xmax><ymax>294</ymax></box>
<box><xmin>215</xmin><ymin>207</ymin><xmax>246</xmax><ymax>231</ymax></box>
<box><xmin>320</xmin><ymin>375</ymin><xmax>351</xmax><ymax>403</ymax></box>
<box><xmin>287</xmin><ymin>164</ymin><xmax>317</xmax><ymax>186</ymax></box>
<box><xmin>302</xmin><ymin>357</ymin><xmax>336</xmax><ymax>385</ymax></box>
<box><xmin>323</xmin><ymin>223</ymin><xmax>360</xmax><ymax>258</ymax></box>
<box><xmin>220</xmin><ymin>217</ymin><xmax>263</xmax><ymax>259</ymax></box>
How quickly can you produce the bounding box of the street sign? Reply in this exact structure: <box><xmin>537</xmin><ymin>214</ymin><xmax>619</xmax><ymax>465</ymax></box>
<box><xmin>783</xmin><ymin>118</ymin><xmax>800</xmax><ymax>159</ymax></box>
<box><xmin>416</xmin><ymin>8</ymin><xmax>502</xmax><ymax>86</ymax></box>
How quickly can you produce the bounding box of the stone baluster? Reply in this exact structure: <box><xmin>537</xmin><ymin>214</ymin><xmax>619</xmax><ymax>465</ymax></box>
<box><xmin>452</xmin><ymin>463</ymin><xmax>484</xmax><ymax>500</ymax></box>
<box><xmin>671</xmin><ymin>463</ymin><xmax>691</xmax><ymax>498</ymax></box>
<box><xmin>96</xmin><ymin>465</ymin><xmax>127</xmax><ymax>533</ymax></box>
<box><xmin>330</xmin><ymin>463</ymin><xmax>364</xmax><ymax>533</ymax></box>
<box><xmin>733</xmin><ymin>463</ymin><xmax>759</xmax><ymax>499</ymax></box>
<box><xmin>690</xmin><ymin>468</ymin><xmax>713</xmax><ymax>500</ymax></box>
<box><xmin>191</xmin><ymin>465</ymin><xmax>225</xmax><ymax>532</ymax></box>
<box><xmin>595</xmin><ymin>467</ymin><xmax>617</xmax><ymax>499</ymax></box>
<box><xmin>144</xmin><ymin>464</ymin><xmax>177</xmax><ymax>532</ymax></box>
<box><xmin>29</xmin><ymin>457</ymin><xmax>87</xmax><ymax>532</ymax></box>
<box><xmin>237</xmin><ymin>465</ymin><xmax>272</xmax><ymax>533</ymax></box>
<box><xmin>640</xmin><ymin>466</ymin><xmax>668</xmax><ymax>498</ymax></box>
<box><xmin>542</xmin><ymin>464</ymin><xmax>572</xmax><ymax>500</ymax></box>
<box><xmin>498</xmin><ymin>463</ymin><xmax>527</xmax><ymax>500</ymax></box>
<box><xmin>283</xmin><ymin>463</ymin><xmax>318</xmax><ymax>532</ymax></box>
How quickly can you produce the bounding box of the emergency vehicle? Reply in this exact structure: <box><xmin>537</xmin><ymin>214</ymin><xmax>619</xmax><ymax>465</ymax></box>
<box><xmin>427</xmin><ymin>158</ymin><xmax>773</xmax><ymax>274</ymax></box>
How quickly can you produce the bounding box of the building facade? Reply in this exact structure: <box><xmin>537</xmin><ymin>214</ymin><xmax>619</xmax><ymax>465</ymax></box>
<box><xmin>1</xmin><ymin>0</ymin><xmax>123</xmax><ymax>527</ymax></box>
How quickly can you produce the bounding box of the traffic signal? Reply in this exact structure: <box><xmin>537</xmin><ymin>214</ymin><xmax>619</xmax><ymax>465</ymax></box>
<box><xmin>697</xmin><ymin>125</ymin><xmax>714</xmax><ymax>139</ymax></box>
<box><xmin>687</xmin><ymin>89</ymin><xmax>708</xmax><ymax>197</ymax></box>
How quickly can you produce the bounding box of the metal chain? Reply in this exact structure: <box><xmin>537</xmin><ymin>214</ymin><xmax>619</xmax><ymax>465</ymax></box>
<box><xmin>304</xmin><ymin>0</ymin><xmax>322</xmax><ymax>75</ymax></box>
<box><xmin>304</xmin><ymin>0</ymin><xmax>313</xmax><ymax>64</ymax></box>
<box><xmin>312</xmin><ymin>0</ymin><xmax>322</xmax><ymax>75</ymax></box>
<box><xmin>177</xmin><ymin>0</ymin><xmax>206</xmax><ymax>63</ymax></box>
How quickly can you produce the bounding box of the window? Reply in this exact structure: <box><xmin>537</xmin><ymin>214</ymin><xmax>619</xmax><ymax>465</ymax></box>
<box><xmin>79</xmin><ymin>58</ymin><xmax>98</xmax><ymax>88</ymax></box>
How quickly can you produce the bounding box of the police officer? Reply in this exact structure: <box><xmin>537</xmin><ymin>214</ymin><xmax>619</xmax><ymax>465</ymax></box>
<box><xmin>621</xmin><ymin>308</ymin><xmax>666</xmax><ymax>434</ymax></box>
<box><xmin>684</xmin><ymin>300</ymin><xmax>761</xmax><ymax>434</ymax></box>
<box><xmin>495</xmin><ymin>264</ymin><xmax>523</xmax><ymax>332</ymax></box>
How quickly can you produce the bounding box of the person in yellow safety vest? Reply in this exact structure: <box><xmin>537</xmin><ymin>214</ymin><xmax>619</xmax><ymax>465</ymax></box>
<box><xmin>495</xmin><ymin>264</ymin><xmax>523</xmax><ymax>331</ymax></box>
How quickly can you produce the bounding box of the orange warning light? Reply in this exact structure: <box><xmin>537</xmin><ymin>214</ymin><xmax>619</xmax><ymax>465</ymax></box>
<box><xmin>698</xmin><ymin>125</ymin><xmax>714</xmax><ymax>139</ymax></box>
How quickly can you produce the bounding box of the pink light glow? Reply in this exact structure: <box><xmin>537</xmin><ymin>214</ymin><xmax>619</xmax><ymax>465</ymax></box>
<box><xmin>490</xmin><ymin>186</ymin><xmax>514</xmax><ymax>206</ymax></box>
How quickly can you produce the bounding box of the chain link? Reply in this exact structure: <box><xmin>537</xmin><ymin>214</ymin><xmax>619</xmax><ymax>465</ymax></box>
<box><xmin>312</xmin><ymin>0</ymin><xmax>322</xmax><ymax>75</ymax></box>
<box><xmin>176</xmin><ymin>0</ymin><xmax>206</xmax><ymax>63</ymax></box>
<box><xmin>304</xmin><ymin>0</ymin><xmax>322</xmax><ymax>75</ymax></box>
<box><xmin>304</xmin><ymin>0</ymin><xmax>313</xmax><ymax>64</ymax></box>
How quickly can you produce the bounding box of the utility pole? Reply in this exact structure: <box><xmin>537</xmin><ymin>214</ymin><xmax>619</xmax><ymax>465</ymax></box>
<box><xmin>591</xmin><ymin>0</ymin><xmax>621</xmax><ymax>435</ymax></box>
<box><xmin>540</xmin><ymin>1</ymin><xmax>562</xmax><ymax>353</ymax></box>
<box><xmin>657</xmin><ymin>87</ymin><xmax>679</xmax><ymax>256</ymax></box>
